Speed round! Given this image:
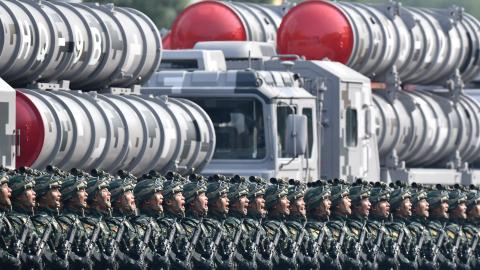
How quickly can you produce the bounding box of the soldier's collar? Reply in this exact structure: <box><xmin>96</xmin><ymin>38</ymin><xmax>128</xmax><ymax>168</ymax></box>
<box><xmin>287</xmin><ymin>213</ymin><xmax>306</xmax><ymax>222</ymax></box>
<box><xmin>164</xmin><ymin>209</ymin><xmax>185</xmax><ymax>219</ymax></box>
<box><xmin>186</xmin><ymin>209</ymin><xmax>206</xmax><ymax>219</ymax></box>
<box><xmin>331</xmin><ymin>213</ymin><xmax>349</xmax><ymax>222</ymax></box>
<box><xmin>267</xmin><ymin>212</ymin><xmax>287</xmax><ymax>221</ymax></box>
<box><xmin>139</xmin><ymin>207</ymin><xmax>163</xmax><ymax>219</ymax></box>
<box><xmin>229</xmin><ymin>210</ymin><xmax>246</xmax><ymax>219</ymax></box>
<box><xmin>208</xmin><ymin>210</ymin><xmax>227</xmax><ymax>220</ymax></box>
<box><xmin>0</xmin><ymin>204</ymin><xmax>12</xmax><ymax>213</ymax></box>
<box><xmin>36</xmin><ymin>206</ymin><xmax>59</xmax><ymax>217</ymax></box>
<box><xmin>12</xmin><ymin>205</ymin><xmax>34</xmax><ymax>216</ymax></box>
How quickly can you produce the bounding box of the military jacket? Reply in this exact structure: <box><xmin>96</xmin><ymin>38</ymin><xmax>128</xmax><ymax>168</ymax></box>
<box><xmin>131</xmin><ymin>211</ymin><xmax>166</xmax><ymax>269</ymax></box>
<box><xmin>406</xmin><ymin>217</ymin><xmax>435</xmax><ymax>269</ymax></box>
<box><xmin>7</xmin><ymin>207</ymin><xmax>41</xmax><ymax>269</ymax></box>
<box><xmin>243</xmin><ymin>217</ymin><xmax>271</xmax><ymax>270</ymax></box>
<box><xmin>445</xmin><ymin>220</ymin><xmax>470</xmax><ymax>270</ymax></box>
<box><xmin>105</xmin><ymin>211</ymin><xmax>139</xmax><ymax>269</ymax></box>
<box><xmin>327</xmin><ymin>214</ymin><xmax>361</xmax><ymax>269</ymax></box>
<box><xmin>426</xmin><ymin>218</ymin><xmax>456</xmax><ymax>270</ymax></box>
<box><xmin>285</xmin><ymin>215</ymin><xmax>308</xmax><ymax>269</ymax></box>
<box><xmin>0</xmin><ymin>209</ymin><xmax>21</xmax><ymax>268</ymax></box>
<box><xmin>263</xmin><ymin>215</ymin><xmax>296</xmax><ymax>269</ymax></box>
<box><xmin>387</xmin><ymin>216</ymin><xmax>418</xmax><ymax>269</ymax></box>
<box><xmin>223</xmin><ymin>212</ymin><xmax>250</xmax><ymax>270</ymax></box>
<box><xmin>181</xmin><ymin>212</ymin><xmax>208</xmax><ymax>269</ymax></box>
<box><xmin>463</xmin><ymin>220</ymin><xmax>480</xmax><ymax>269</ymax></box>
<box><xmin>304</xmin><ymin>218</ymin><xmax>336</xmax><ymax>269</ymax></box>
<box><xmin>158</xmin><ymin>211</ymin><xmax>189</xmax><ymax>269</ymax></box>
<box><xmin>366</xmin><ymin>217</ymin><xmax>393</xmax><ymax>269</ymax></box>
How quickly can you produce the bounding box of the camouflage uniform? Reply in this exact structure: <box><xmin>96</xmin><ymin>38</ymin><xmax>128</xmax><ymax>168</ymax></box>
<box><xmin>262</xmin><ymin>179</ymin><xmax>296</xmax><ymax>270</ymax></box>
<box><xmin>0</xmin><ymin>173</ymin><xmax>22</xmax><ymax>269</ymax></box>
<box><xmin>284</xmin><ymin>181</ymin><xmax>308</xmax><ymax>269</ymax></box>
<box><xmin>56</xmin><ymin>175</ymin><xmax>94</xmax><ymax>270</ymax></box>
<box><xmin>444</xmin><ymin>189</ymin><xmax>470</xmax><ymax>270</ymax></box>
<box><xmin>464</xmin><ymin>190</ymin><xmax>480</xmax><ymax>269</ymax></box>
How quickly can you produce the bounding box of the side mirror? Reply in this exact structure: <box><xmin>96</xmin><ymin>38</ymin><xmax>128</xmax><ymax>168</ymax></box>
<box><xmin>285</xmin><ymin>114</ymin><xmax>308</xmax><ymax>156</ymax></box>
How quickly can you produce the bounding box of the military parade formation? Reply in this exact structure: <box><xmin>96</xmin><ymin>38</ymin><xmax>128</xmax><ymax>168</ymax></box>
<box><xmin>0</xmin><ymin>166</ymin><xmax>479</xmax><ymax>270</ymax></box>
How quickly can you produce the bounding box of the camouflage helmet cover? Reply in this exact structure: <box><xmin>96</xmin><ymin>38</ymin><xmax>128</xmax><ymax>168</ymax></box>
<box><xmin>228</xmin><ymin>175</ymin><xmax>249</xmax><ymax>201</ymax></box>
<box><xmin>109</xmin><ymin>178</ymin><xmax>136</xmax><ymax>202</ymax></box>
<box><xmin>183</xmin><ymin>175</ymin><xmax>207</xmax><ymax>205</ymax></box>
<box><xmin>134</xmin><ymin>177</ymin><xmax>164</xmax><ymax>204</ymax></box>
<box><xmin>34</xmin><ymin>174</ymin><xmax>63</xmax><ymax>198</ymax></box>
<box><xmin>61</xmin><ymin>176</ymin><xmax>87</xmax><ymax>202</ymax></box>
<box><xmin>304</xmin><ymin>181</ymin><xmax>331</xmax><ymax>209</ymax></box>
<box><xmin>9</xmin><ymin>174</ymin><xmax>35</xmax><ymax>198</ymax></box>
<box><xmin>264</xmin><ymin>178</ymin><xmax>289</xmax><ymax>209</ymax></box>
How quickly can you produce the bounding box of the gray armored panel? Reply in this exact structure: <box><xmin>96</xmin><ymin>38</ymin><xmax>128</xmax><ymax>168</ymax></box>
<box><xmin>0</xmin><ymin>0</ymin><xmax>161</xmax><ymax>89</ymax></box>
<box><xmin>158</xmin><ymin>50</ymin><xmax>227</xmax><ymax>72</ymax></box>
<box><xmin>0</xmin><ymin>79</ymin><xmax>15</xmax><ymax>169</ymax></box>
<box><xmin>143</xmin><ymin>69</ymin><xmax>317</xmax><ymax>180</ymax></box>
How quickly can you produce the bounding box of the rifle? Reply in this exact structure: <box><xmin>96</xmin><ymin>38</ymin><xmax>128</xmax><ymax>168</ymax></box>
<box><xmin>334</xmin><ymin>222</ymin><xmax>347</xmax><ymax>263</ymax></box>
<box><xmin>291</xmin><ymin>221</ymin><xmax>306</xmax><ymax>260</ymax></box>
<box><xmin>207</xmin><ymin>221</ymin><xmax>225</xmax><ymax>266</ymax></box>
<box><xmin>466</xmin><ymin>232</ymin><xmax>479</xmax><ymax>265</ymax></box>
<box><xmin>162</xmin><ymin>221</ymin><xmax>177</xmax><ymax>256</ymax></box>
<box><xmin>392</xmin><ymin>229</ymin><xmax>405</xmax><ymax>261</ymax></box>
<box><xmin>371</xmin><ymin>222</ymin><xmax>385</xmax><ymax>263</ymax></box>
<box><xmin>108</xmin><ymin>220</ymin><xmax>126</xmax><ymax>257</ymax></box>
<box><xmin>14</xmin><ymin>223</ymin><xmax>29</xmax><ymax>259</ymax></box>
<box><xmin>451</xmin><ymin>227</ymin><xmax>462</xmax><ymax>260</ymax></box>
<box><xmin>249</xmin><ymin>218</ymin><xmax>263</xmax><ymax>259</ymax></box>
<box><xmin>184</xmin><ymin>218</ymin><xmax>204</xmax><ymax>266</ymax></box>
<box><xmin>354</xmin><ymin>220</ymin><xmax>367</xmax><ymax>261</ymax></box>
<box><xmin>312</xmin><ymin>224</ymin><xmax>326</xmax><ymax>259</ymax></box>
<box><xmin>227</xmin><ymin>220</ymin><xmax>244</xmax><ymax>265</ymax></box>
<box><xmin>35</xmin><ymin>224</ymin><xmax>52</xmax><ymax>257</ymax></box>
<box><xmin>85</xmin><ymin>223</ymin><xmax>101</xmax><ymax>258</ymax></box>
<box><xmin>432</xmin><ymin>229</ymin><xmax>446</xmax><ymax>262</ymax></box>
<box><xmin>137</xmin><ymin>222</ymin><xmax>153</xmax><ymax>266</ymax></box>
<box><xmin>63</xmin><ymin>223</ymin><xmax>78</xmax><ymax>260</ymax></box>
<box><xmin>268</xmin><ymin>226</ymin><xmax>282</xmax><ymax>261</ymax></box>
<box><xmin>413</xmin><ymin>231</ymin><xmax>425</xmax><ymax>263</ymax></box>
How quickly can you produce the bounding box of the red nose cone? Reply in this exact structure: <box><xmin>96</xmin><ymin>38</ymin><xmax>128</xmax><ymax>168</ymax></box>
<box><xmin>277</xmin><ymin>0</ymin><xmax>354</xmax><ymax>64</ymax></box>
<box><xmin>16</xmin><ymin>91</ymin><xmax>44</xmax><ymax>168</ymax></box>
<box><xmin>170</xmin><ymin>1</ymin><xmax>247</xmax><ymax>49</ymax></box>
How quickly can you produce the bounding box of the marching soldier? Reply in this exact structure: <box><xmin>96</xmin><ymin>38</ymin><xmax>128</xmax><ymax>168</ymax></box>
<box><xmin>426</xmin><ymin>187</ymin><xmax>456</xmax><ymax>269</ymax></box>
<box><xmin>0</xmin><ymin>172</ymin><xmax>23</xmax><ymax>269</ymax></box>
<box><xmin>464</xmin><ymin>189</ymin><xmax>480</xmax><ymax>269</ymax></box>
<box><xmin>327</xmin><ymin>180</ymin><xmax>360</xmax><ymax>269</ymax></box>
<box><xmin>7</xmin><ymin>174</ymin><xmax>42</xmax><ymax>269</ymax></box>
<box><xmin>106</xmin><ymin>177</ymin><xmax>141</xmax><ymax>269</ymax></box>
<box><xmin>303</xmin><ymin>180</ymin><xmax>337</xmax><ymax>269</ymax></box>
<box><xmin>262</xmin><ymin>178</ymin><xmax>296</xmax><ymax>269</ymax></box>
<box><xmin>57</xmin><ymin>174</ymin><xmax>94</xmax><ymax>270</ymax></box>
<box><xmin>181</xmin><ymin>174</ymin><xmax>209</xmax><ymax>269</ymax></box>
<box><xmin>445</xmin><ymin>189</ymin><xmax>470</xmax><ymax>270</ymax></box>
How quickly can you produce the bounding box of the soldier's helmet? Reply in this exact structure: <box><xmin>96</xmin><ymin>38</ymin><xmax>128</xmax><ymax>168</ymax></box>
<box><xmin>61</xmin><ymin>175</ymin><xmax>87</xmax><ymax>202</ymax></box>
<box><xmin>34</xmin><ymin>174</ymin><xmax>63</xmax><ymax>198</ymax></box>
<box><xmin>330</xmin><ymin>179</ymin><xmax>350</xmax><ymax>206</ymax></box>
<box><xmin>448</xmin><ymin>188</ymin><xmax>467</xmax><ymax>208</ymax></box>
<box><xmin>182</xmin><ymin>174</ymin><xmax>207</xmax><ymax>205</ymax></box>
<box><xmin>304</xmin><ymin>180</ymin><xmax>331</xmax><ymax>209</ymax></box>
<box><xmin>0</xmin><ymin>172</ymin><xmax>9</xmax><ymax>185</ymax></box>
<box><xmin>409</xmin><ymin>183</ymin><xmax>427</xmax><ymax>206</ymax></box>
<box><xmin>426</xmin><ymin>186</ymin><xmax>449</xmax><ymax>208</ymax></box>
<box><xmin>466</xmin><ymin>190</ymin><xmax>480</xmax><ymax>209</ymax></box>
<box><xmin>247</xmin><ymin>176</ymin><xmax>267</xmax><ymax>200</ymax></box>
<box><xmin>389</xmin><ymin>185</ymin><xmax>411</xmax><ymax>211</ymax></box>
<box><xmin>264</xmin><ymin>178</ymin><xmax>289</xmax><ymax>209</ymax></box>
<box><xmin>163</xmin><ymin>176</ymin><xmax>184</xmax><ymax>200</ymax></box>
<box><xmin>349</xmin><ymin>180</ymin><xmax>370</xmax><ymax>203</ymax></box>
<box><xmin>228</xmin><ymin>175</ymin><xmax>249</xmax><ymax>202</ymax></box>
<box><xmin>9</xmin><ymin>174</ymin><xmax>35</xmax><ymax>198</ymax></box>
<box><xmin>205</xmin><ymin>174</ymin><xmax>230</xmax><ymax>201</ymax></box>
<box><xmin>134</xmin><ymin>176</ymin><xmax>164</xmax><ymax>204</ymax></box>
<box><xmin>369</xmin><ymin>182</ymin><xmax>391</xmax><ymax>204</ymax></box>
<box><xmin>287</xmin><ymin>179</ymin><xmax>307</xmax><ymax>202</ymax></box>
<box><xmin>109</xmin><ymin>178</ymin><xmax>136</xmax><ymax>202</ymax></box>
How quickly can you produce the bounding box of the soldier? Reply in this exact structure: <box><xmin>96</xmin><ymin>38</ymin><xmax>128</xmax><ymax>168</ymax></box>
<box><xmin>243</xmin><ymin>176</ymin><xmax>270</xmax><ymax>270</ymax></box>
<box><xmin>426</xmin><ymin>187</ymin><xmax>456</xmax><ymax>269</ymax></box>
<box><xmin>464</xmin><ymin>189</ymin><xmax>480</xmax><ymax>269</ymax></box>
<box><xmin>303</xmin><ymin>180</ymin><xmax>337</xmax><ymax>269</ymax></box>
<box><xmin>57</xmin><ymin>174</ymin><xmax>94</xmax><ymax>270</ymax></box>
<box><xmin>346</xmin><ymin>181</ymin><xmax>371</xmax><ymax>269</ymax></box>
<box><xmin>326</xmin><ymin>180</ymin><xmax>360</xmax><ymax>269</ymax></box>
<box><xmin>284</xmin><ymin>180</ymin><xmax>308</xmax><ymax>269</ymax></box>
<box><xmin>131</xmin><ymin>175</ymin><xmax>168</xmax><ymax>269</ymax></box>
<box><xmin>386</xmin><ymin>185</ymin><xmax>417</xmax><ymax>269</ymax></box>
<box><xmin>367</xmin><ymin>183</ymin><xmax>395</xmax><ymax>269</ymax></box>
<box><xmin>83</xmin><ymin>173</ymin><xmax>117</xmax><ymax>270</ymax></box>
<box><xmin>7</xmin><ymin>174</ymin><xmax>42</xmax><ymax>269</ymax></box>
<box><xmin>407</xmin><ymin>184</ymin><xmax>435</xmax><ymax>269</ymax></box>
<box><xmin>181</xmin><ymin>174</ymin><xmax>209</xmax><ymax>269</ymax></box>
<box><xmin>222</xmin><ymin>175</ymin><xmax>250</xmax><ymax>269</ymax></box>
<box><xmin>201</xmin><ymin>174</ymin><xmax>230</xmax><ymax>269</ymax></box>
<box><xmin>0</xmin><ymin>172</ymin><xmax>23</xmax><ymax>268</ymax></box>
<box><xmin>262</xmin><ymin>178</ymin><xmax>296</xmax><ymax>269</ymax></box>
<box><xmin>445</xmin><ymin>189</ymin><xmax>470</xmax><ymax>270</ymax></box>
<box><xmin>159</xmin><ymin>172</ymin><xmax>188</xmax><ymax>269</ymax></box>
<box><xmin>106</xmin><ymin>177</ymin><xmax>141</xmax><ymax>269</ymax></box>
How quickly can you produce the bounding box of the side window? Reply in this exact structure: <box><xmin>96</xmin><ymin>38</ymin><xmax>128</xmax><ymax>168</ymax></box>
<box><xmin>277</xmin><ymin>103</ymin><xmax>296</xmax><ymax>158</ymax></box>
<box><xmin>302</xmin><ymin>108</ymin><xmax>314</xmax><ymax>158</ymax></box>
<box><xmin>346</xmin><ymin>107</ymin><xmax>358</xmax><ymax>147</ymax></box>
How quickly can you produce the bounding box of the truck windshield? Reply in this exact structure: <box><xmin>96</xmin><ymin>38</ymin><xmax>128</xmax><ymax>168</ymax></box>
<box><xmin>188</xmin><ymin>98</ymin><xmax>266</xmax><ymax>159</ymax></box>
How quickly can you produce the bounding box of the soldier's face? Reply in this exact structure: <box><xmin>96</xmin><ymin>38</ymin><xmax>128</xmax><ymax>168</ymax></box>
<box><xmin>354</xmin><ymin>198</ymin><xmax>371</xmax><ymax>217</ymax></box>
<box><xmin>374</xmin><ymin>200</ymin><xmax>390</xmax><ymax>218</ymax></box>
<box><xmin>451</xmin><ymin>202</ymin><xmax>467</xmax><ymax>220</ymax></box>
<box><xmin>213</xmin><ymin>194</ymin><xmax>229</xmax><ymax>214</ymax></box>
<box><xmin>41</xmin><ymin>187</ymin><xmax>62</xmax><ymax>209</ymax></box>
<box><xmin>17</xmin><ymin>188</ymin><xmax>36</xmax><ymax>209</ymax></box>
<box><xmin>397</xmin><ymin>198</ymin><xmax>412</xmax><ymax>217</ymax></box>
<box><xmin>232</xmin><ymin>195</ymin><xmax>249</xmax><ymax>216</ymax></box>
<box><xmin>467</xmin><ymin>203</ymin><xmax>480</xmax><ymax>219</ymax></box>
<box><xmin>279</xmin><ymin>196</ymin><xmax>290</xmax><ymax>215</ymax></box>
<box><xmin>249</xmin><ymin>195</ymin><xmax>266</xmax><ymax>217</ymax></box>
<box><xmin>166</xmin><ymin>192</ymin><xmax>185</xmax><ymax>214</ymax></box>
<box><xmin>95</xmin><ymin>188</ymin><xmax>111</xmax><ymax>210</ymax></box>
<box><xmin>337</xmin><ymin>196</ymin><xmax>351</xmax><ymax>215</ymax></box>
<box><xmin>291</xmin><ymin>197</ymin><xmax>306</xmax><ymax>217</ymax></box>
<box><xmin>118</xmin><ymin>190</ymin><xmax>136</xmax><ymax>214</ymax></box>
<box><xmin>413</xmin><ymin>198</ymin><xmax>429</xmax><ymax>218</ymax></box>
<box><xmin>0</xmin><ymin>183</ymin><xmax>12</xmax><ymax>207</ymax></box>
<box><xmin>193</xmin><ymin>192</ymin><xmax>208</xmax><ymax>215</ymax></box>
<box><xmin>144</xmin><ymin>191</ymin><xmax>163</xmax><ymax>214</ymax></box>
<box><xmin>77</xmin><ymin>188</ymin><xmax>88</xmax><ymax>208</ymax></box>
